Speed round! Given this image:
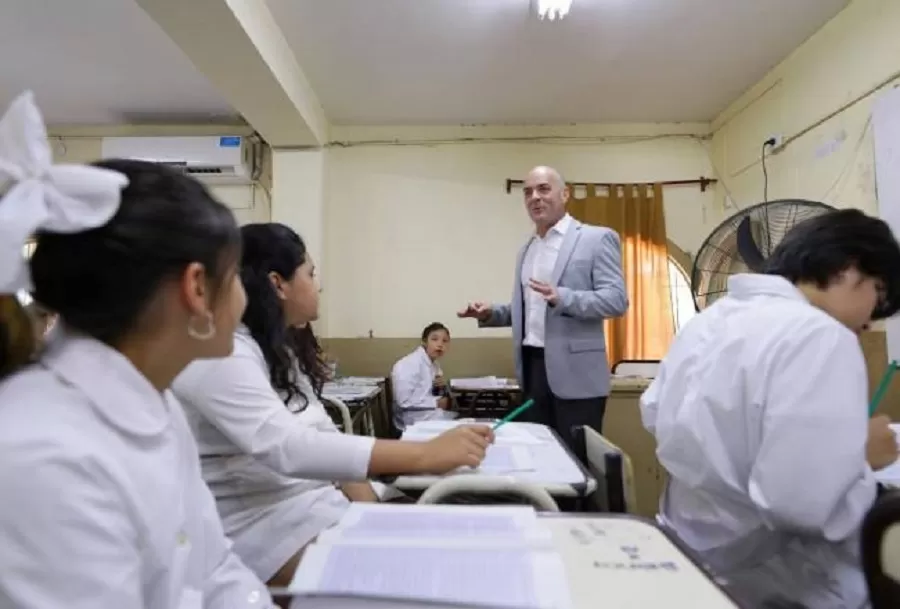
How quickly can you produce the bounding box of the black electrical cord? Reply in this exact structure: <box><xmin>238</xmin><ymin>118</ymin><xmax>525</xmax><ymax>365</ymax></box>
<box><xmin>761</xmin><ymin>138</ymin><xmax>776</xmax><ymax>202</ymax></box>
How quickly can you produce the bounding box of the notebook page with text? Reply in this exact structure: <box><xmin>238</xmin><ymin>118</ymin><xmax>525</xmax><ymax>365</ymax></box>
<box><xmin>317</xmin><ymin>503</ymin><xmax>552</xmax><ymax>547</ymax></box>
<box><xmin>290</xmin><ymin>543</ymin><xmax>571</xmax><ymax>609</ymax></box>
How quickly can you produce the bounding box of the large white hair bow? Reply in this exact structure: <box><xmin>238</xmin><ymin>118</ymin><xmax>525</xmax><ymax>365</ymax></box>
<box><xmin>0</xmin><ymin>91</ymin><xmax>128</xmax><ymax>294</ymax></box>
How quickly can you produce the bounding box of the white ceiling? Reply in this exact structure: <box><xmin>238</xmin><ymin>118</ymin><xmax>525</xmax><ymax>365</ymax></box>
<box><xmin>268</xmin><ymin>0</ymin><xmax>850</xmax><ymax>124</ymax></box>
<box><xmin>0</xmin><ymin>0</ymin><xmax>238</xmax><ymax>125</ymax></box>
<box><xmin>0</xmin><ymin>0</ymin><xmax>850</xmax><ymax>126</ymax></box>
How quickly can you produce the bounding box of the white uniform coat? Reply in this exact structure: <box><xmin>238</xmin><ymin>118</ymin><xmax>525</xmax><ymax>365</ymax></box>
<box><xmin>641</xmin><ymin>274</ymin><xmax>880</xmax><ymax>608</ymax></box>
<box><xmin>390</xmin><ymin>346</ymin><xmax>456</xmax><ymax>430</ymax></box>
<box><xmin>0</xmin><ymin>328</ymin><xmax>273</xmax><ymax>609</ymax></box>
<box><xmin>172</xmin><ymin>327</ymin><xmax>377</xmax><ymax>580</ymax></box>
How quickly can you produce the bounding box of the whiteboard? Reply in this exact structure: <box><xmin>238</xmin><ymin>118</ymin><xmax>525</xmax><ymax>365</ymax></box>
<box><xmin>872</xmin><ymin>86</ymin><xmax>900</xmax><ymax>363</ymax></box>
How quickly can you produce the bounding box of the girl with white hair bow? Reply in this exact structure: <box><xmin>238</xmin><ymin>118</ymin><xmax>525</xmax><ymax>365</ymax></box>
<box><xmin>0</xmin><ymin>92</ymin><xmax>277</xmax><ymax>609</ymax></box>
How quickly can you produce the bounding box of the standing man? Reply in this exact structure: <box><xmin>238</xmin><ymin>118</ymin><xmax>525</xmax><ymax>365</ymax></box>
<box><xmin>458</xmin><ymin>166</ymin><xmax>628</xmax><ymax>449</ymax></box>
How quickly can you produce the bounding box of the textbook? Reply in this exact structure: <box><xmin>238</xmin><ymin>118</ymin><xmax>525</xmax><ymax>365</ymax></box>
<box><xmin>286</xmin><ymin>503</ymin><xmax>572</xmax><ymax>609</ymax></box>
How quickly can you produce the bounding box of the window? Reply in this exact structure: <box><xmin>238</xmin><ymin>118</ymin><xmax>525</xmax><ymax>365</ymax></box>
<box><xmin>668</xmin><ymin>256</ymin><xmax>696</xmax><ymax>333</ymax></box>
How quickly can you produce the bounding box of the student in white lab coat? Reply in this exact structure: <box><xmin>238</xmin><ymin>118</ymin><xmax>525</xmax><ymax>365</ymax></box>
<box><xmin>641</xmin><ymin>208</ymin><xmax>900</xmax><ymax>609</ymax></box>
<box><xmin>172</xmin><ymin>223</ymin><xmax>494</xmax><ymax>588</ymax></box>
<box><xmin>391</xmin><ymin>322</ymin><xmax>458</xmax><ymax>430</ymax></box>
<box><xmin>0</xmin><ymin>93</ymin><xmax>275</xmax><ymax>608</ymax></box>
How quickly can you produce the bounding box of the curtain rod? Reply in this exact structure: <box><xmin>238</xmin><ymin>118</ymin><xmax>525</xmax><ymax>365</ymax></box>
<box><xmin>504</xmin><ymin>176</ymin><xmax>717</xmax><ymax>194</ymax></box>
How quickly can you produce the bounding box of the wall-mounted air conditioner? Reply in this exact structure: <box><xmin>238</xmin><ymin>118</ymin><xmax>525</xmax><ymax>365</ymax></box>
<box><xmin>100</xmin><ymin>136</ymin><xmax>254</xmax><ymax>185</ymax></box>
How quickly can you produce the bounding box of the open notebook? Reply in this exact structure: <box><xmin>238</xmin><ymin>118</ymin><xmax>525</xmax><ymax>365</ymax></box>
<box><xmin>287</xmin><ymin>504</ymin><xmax>572</xmax><ymax>609</ymax></box>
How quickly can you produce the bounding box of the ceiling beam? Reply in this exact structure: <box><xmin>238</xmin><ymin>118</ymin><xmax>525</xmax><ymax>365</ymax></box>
<box><xmin>136</xmin><ymin>0</ymin><xmax>328</xmax><ymax>147</ymax></box>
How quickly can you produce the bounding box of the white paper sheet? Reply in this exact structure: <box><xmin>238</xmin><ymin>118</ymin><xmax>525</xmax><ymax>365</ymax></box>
<box><xmin>294</xmin><ymin>544</ymin><xmax>549</xmax><ymax>609</ymax></box>
<box><xmin>874</xmin><ymin>424</ymin><xmax>900</xmax><ymax>486</ymax></box>
<box><xmin>323</xmin><ymin>504</ymin><xmax>544</xmax><ymax>542</ymax></box>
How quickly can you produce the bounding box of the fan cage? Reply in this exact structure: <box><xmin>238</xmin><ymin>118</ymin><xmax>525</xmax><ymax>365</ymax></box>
<box><xmin>690</xmin><ymin>200</ymin><xmax>837</xmax><ymax>311</ymax></box>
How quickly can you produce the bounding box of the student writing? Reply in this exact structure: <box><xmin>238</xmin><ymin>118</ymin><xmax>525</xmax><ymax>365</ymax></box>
<box><xmin>641</xmin><ymin>208</ymin><xmax>900</xmax><ymax>609</ymax></box>
<box><xmin>172</xmin><ymin>222</ymin><xmax>494</xmax><ymax>588</ymax></box>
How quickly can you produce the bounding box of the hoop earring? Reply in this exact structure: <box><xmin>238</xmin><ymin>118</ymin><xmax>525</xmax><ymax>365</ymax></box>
<box><xmin>187</xmin><ymin>311</ymin><xmax>216</xmax><ymax>341</ymax></box>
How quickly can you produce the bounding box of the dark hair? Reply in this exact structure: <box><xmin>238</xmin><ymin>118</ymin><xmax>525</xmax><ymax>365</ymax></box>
<box><xmin>421</xmin><ymin>322</ymin><xmax>449</xmax><ymax>342</ymax></box>
<box><xmin>0</xmin><ymin>295</ymin><xmax>34</xmax><ymax>378</ymax></box>
<box><xmin>240</xmin><ymin>223</ymin><xmax>327</xmax><ymax>407</ymax></box>
<box><xmin>29</xmin><ymin>159</ymin><xmax>241</xmax><ymax>345</ymax></box>
<box><xmin>763</xmin><ymin>208</ymin><xmax>900</xmax><ymax>320</ymax></box>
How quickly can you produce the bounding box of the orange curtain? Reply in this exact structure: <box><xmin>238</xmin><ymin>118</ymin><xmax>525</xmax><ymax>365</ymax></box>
<box><xmin>568</xmin><ymin>183</ymin><xmax>674</xmax><ymax>366</ymax></box>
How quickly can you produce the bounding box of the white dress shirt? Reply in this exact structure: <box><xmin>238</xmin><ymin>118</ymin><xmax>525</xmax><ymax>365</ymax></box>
<box><xmin>0</xmin><ymin>327</ymin><xmax>273</xmax><ymax>609</ymax></box>
<box><xmin>521</xmin><ymin>213</ymin><xmax>572</xmax><ymax>347</ymax></box>
<box><xmin>172</xmin><ymin>327</ymin><xmax>376</xmax><ymax>580</ymax></box>
<box><xmin>391</xmin><ymin>346</ymin><xmax>456</xmax><ymax>430</ymax></box>
<box><xmin>641</xmin><ymin>274</ymin><xmax>878</xmax><ymax>609</ymax></box>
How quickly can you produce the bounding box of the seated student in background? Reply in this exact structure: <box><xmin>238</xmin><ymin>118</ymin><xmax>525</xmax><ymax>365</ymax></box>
<box><xmin>641</xmin><ymin>208</ymin><xmax>900</xmax><ymax>609</ymax></box>
<box><xmin>172</xmin><ymin>223</ymin><xmax>494</xmax><ymax>588</ymax></box>
<box><xmin>0</xmin><ymin>93</ymin><xmax>273</xmax><ymax>608</ymax></box>
<box><xmin>392</xmin><ymin>321</ymin><xmax>458</xmax><ymax>430</ymax></box>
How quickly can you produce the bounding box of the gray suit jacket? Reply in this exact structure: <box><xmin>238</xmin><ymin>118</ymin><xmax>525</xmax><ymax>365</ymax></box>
<box><xmin>481</xmin><ymin>219</ymin><xmax>628</xmax><ymax>399</ymax></box>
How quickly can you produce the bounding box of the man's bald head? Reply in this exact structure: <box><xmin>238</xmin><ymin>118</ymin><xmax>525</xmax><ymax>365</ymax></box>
<box><xmin>523</xmin><ymin>165</ymin><xmax>569</xmax><ymax>235</ymax></box>
<box><xmin>527</xmin><ymin>166</ymin><xmax>565</xmax><ymax>190</ymax></box>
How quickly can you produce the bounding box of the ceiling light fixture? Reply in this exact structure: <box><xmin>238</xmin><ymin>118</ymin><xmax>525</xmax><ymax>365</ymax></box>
<box><xmin>536</xmin><ymin>0</ymin><xmax>573</xmax><ymax>21</ymax></box>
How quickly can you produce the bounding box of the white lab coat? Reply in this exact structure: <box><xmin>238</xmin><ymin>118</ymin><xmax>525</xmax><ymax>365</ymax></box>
<box><xmin>391</xmin><ymin>346</ymin><xmax>456</xmax><ymax>430</ymax></box>
<box><xmin>0</xmin><ymin>327</ymin><xmax>273</xmax><ymax>609</ymax></box>
<box><xmin>641</xmin><ymin>274</ymin><xmax>878</xmax><ymax>609</ymax></box>
<box><xmin>172</xmin><ymin>327</ymin><xmax>377</xmax><ymax>580</ymax></box>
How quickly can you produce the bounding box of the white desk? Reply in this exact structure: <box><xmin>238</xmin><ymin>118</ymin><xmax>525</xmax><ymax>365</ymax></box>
<box><xmin>395</xmin><ymin>421</ymin><xmax>596</xmax><ymax>499</ymax></box>
<box><xmin>273</xmin><ymin>513</ymin><xmax>738</xmax><ymax>608</ymax></box>
<box><xmin>322</xmin><ymin>383</ymin><xmax>381</xmax><ymax>436</ymax></box>
<box><xmin>545</xmin><ymin>514</ymin><xmax>738</xmax><ymax>608</ymax></box>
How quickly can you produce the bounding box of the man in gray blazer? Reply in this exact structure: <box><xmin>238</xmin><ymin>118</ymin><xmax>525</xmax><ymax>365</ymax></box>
<box><xmin>458</xmin><ymin>165</ymin><xmax>628</xmax><ymax>450</ymax></box>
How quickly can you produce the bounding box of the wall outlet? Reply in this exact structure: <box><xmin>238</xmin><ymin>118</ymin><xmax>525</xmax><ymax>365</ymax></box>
<box><xmin>765</xmin><ymin>133</ymin><xmax>785</xmax><ymax>152</ymax></box>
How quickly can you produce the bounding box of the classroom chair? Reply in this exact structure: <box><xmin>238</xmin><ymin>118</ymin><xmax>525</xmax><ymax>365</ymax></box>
<box><xmin>611</xmin><ymin>359</ymin><xmax>661</xmax><ymax>378</ymax></box>
<box><xmin>571</xmin><ymin>425</ymin><xmax>636</xmax><ymax>513</ymax></box>
<box><xmin>862</xmin><ymin>488</ymin><xmax>900</xmax><ymax>608</ymax></box>
<box><xmin>321</xmin><ymin>396</ymin><xmax>354</xmax><ymax>435</ymax></box>
<box><xmin>416</xmin><ymin>475</ymin><xmax>560</xmax><ymax>512</ymax></box>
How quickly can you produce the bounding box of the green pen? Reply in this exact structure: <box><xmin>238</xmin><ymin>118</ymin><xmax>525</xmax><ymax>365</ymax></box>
<box><xmin>493</xmin><ymin>399</ymin><xmax>535</xmax><ymax>430</ymax></box>
<box><xmin>870</xmin><ymin>360</ymin><xmax>898</xmax><ymax>416</ymax></box>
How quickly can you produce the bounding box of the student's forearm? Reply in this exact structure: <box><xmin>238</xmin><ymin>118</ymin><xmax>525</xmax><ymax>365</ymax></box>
<box><xmin>367</xmin><ymin>439</ymin><xmax>429</xmax><ymax>476</ymax></box>
<box><xmin>340</xmin><ymin>481</ymin><xmax>379</xmax><ymax>502</ymax></box>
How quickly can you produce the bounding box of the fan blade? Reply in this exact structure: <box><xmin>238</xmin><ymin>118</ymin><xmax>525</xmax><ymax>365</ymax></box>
<box><xmin>736</xmin><ymin>216</ymin><xmax>766</xmax><ymax>272</ymax></box>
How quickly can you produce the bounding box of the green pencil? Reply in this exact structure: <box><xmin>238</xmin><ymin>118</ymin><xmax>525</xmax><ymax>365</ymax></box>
<box><xmin>870</xmin><ymin>360</ymin><xmax>898</xmax><ymax>416</ymax></box>
<box><xmin>493</xmin><ymin>399</ymin><xmax>535</xmax><ymax>430</ymax></box>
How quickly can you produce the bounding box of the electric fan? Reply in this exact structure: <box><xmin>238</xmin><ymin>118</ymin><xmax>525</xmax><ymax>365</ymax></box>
<box><xmin>690</xmin><ymin>199</ymin><xmax>837</xmax><ymax>311</ymax></box>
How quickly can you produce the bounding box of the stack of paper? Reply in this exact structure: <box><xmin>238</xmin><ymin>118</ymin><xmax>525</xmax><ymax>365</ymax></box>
<box><xmin>288</xmin><ymin>504</ymin><xmax>571</xmax><ymax>609</ymax></box>
<box><xmin>450</xmin><ymin>376</ymin><xmax>517</xmax><ymax>390</ymax></box>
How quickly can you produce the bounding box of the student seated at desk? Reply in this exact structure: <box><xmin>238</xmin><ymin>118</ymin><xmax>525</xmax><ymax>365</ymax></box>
<box><xmin>391</xmin><ymin>321</ymin><xmax>458</xmax><ymax>430</ymax></box>
<box><xmin>641</xmin><ymin>209</ymin><xmax>900</xmax><ymax>609</ymax></box>
<box><xmin>172</xmin><ymin>223</ymin><xmax>493</xmax><ymax>590</ymax></box>
<box><xmin>0</xmin><ymin>96</ymin><xmax>274</xmax><ymax>609</ymax></box>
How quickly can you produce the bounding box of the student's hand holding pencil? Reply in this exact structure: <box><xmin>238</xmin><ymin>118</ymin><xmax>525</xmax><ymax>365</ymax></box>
<box><xmin>866</xmin><ymin>414</ymin><xmax>899</xmax><ymax>471</ymax></box>
<box><xmin>415</xmin><ymin>425</ymin><xmax>495</xmax><ymax>474</ymax></box>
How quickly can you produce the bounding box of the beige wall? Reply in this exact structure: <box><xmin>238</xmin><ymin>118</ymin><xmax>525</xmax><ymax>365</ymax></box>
<box><xmin>322</xmin><ymin>123</ymin><xmax>716</xmax><ymax>339</ymax></box>
<box><xmin>707</xmin><ymin>0</ymin><xmax>900</xmax><ymax>407</ymax></box>
<box><xmin>710</xmin><ymin>0</ymin><xmax>899</xmax><ymax>216</ymax></box>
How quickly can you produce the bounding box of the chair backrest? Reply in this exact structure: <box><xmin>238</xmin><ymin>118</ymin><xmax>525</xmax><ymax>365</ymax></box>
<box><xmin>611</xmin><ymin>359</ymin><xmax>661</xmax><ymax>378</ymax></box>
<box><xmin>573</xmin><ymin>425</ymin><xmax>637</xmax><ymax>513</ymax></box>
<box><xmin>862</xmin><ymin>489</ymin><xmax>900</xmax><ymax>608</ymax></box>
<box><xmin>416</xmin><ymin>475</ymin><xmax>560</xmax><ymax>512</ymax></box>
<box><xmin>321</xmin><ymin>396</ymin><xmax>354</xmax><ymax>435</ymax></box>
